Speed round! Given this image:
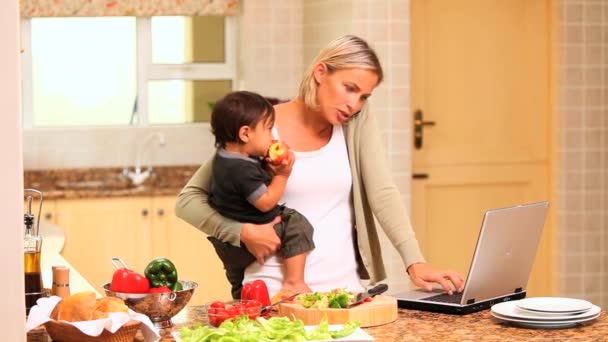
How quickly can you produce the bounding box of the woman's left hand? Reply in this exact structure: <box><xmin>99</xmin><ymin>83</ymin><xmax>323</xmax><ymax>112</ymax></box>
<box><xmin>407</xmin><ymin>263</ymin><xmax>464</xmax><ymax>295</ymax></box>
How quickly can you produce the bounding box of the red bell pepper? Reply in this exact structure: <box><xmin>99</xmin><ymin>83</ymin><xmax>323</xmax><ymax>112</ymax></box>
<box><xmin>241</xmin><ymin>279</ymin><xmax>270</xmax><ymax>307</ymax></box>
<box><xmin>110</xmin><ymin>267</ymin><xmax>150</xmax><ymax>293</ymax></box>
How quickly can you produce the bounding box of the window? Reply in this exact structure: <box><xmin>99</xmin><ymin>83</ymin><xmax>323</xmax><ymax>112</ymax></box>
<box><xmin>20</xmin><ymin>16</ymin><xmax>236</xmax><ymax>128</ymax></box>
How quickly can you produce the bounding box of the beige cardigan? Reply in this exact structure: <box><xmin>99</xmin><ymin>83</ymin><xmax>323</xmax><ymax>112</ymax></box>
<box><xmin>175</xmin><ymin>104</ymin><xmax>425</xmax><ymax>284</ymax></box>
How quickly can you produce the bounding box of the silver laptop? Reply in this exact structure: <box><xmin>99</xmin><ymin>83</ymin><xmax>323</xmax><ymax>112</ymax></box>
<box><xmin>395</xmin><ymin>201</ymin><xmax>549</xmax><ymax>315</ymax></box>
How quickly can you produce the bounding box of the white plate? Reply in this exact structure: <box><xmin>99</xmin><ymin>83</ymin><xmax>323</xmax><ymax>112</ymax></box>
<box><xmin>172</xmin><ymin>324</ymin><xmax>374</xmax><ymax>341</ymax></box>
<box><xmin>492</xmin><ymin>301</ymin><xmax>601</xmax><ymax>321</ymax></box>
<box><xmin>491</xmin><ymin>311</ymin><xmax>600</xmax><ymax>329</ymax></box>
<box><xmin>516</xmin><ymin>297</ymin><xmax>593</xmax><ymax>313</ymax></box>
<box><xmin>516</xmin><ymin>306</ymin><xmax>590</xmax><ymax>317</ymax></box>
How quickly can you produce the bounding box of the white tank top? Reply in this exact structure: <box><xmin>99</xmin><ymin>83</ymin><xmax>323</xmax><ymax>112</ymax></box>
<box><xmin>243</xmin><ymin>125</ymin><xmax>364</xmax><ymax>297</ymax></box>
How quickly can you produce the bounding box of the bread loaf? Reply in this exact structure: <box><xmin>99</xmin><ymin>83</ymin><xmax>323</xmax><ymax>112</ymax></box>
<box><xmin>50</xmin><ymin>292</ymin><xmax>128</xmax><ymax>322</ymax></box>
<box><xmin>93</xmin><ymin>296</ymin><xmax>128</xmax><ymax>319</ymax></box>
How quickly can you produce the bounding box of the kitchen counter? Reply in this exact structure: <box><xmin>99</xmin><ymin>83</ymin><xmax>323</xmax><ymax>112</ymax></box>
<box><xmin>27</xmin><ymin>305</ymin><xmax>608</xmax><ymax>341</ymax></box>
<box><xmin>161</xmin><ymin>307</ymin><xmax>608</xmax><ymax>341</ymax></box>
<box><xmin>24</xmin><ymin>166</ymin><xmax>199</xmax><ymax>199</ymax></box>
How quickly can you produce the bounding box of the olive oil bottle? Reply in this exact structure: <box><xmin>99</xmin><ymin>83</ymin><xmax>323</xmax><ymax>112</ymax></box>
<box><xmin>24</xmin><ymin>189</ymin><xmax>44</xmax><ymax>316</ymax></box>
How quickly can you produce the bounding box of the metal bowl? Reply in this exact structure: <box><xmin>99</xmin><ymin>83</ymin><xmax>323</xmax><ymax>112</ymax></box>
<box><xmin>102</xmin><ymin>280</ymin><xmax>197</xmax><ymax>328</ymax></box>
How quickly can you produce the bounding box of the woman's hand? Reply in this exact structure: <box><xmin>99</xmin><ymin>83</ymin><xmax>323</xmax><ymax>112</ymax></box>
<box><xmin>407</xmin><ymin>263</ymin><xmax>464</xmax><ymax>295</ymax></box>
<box><xmin>240</xmin><ymin>216</ymin><xmax>282</xmax><ymax>264</ymax></box>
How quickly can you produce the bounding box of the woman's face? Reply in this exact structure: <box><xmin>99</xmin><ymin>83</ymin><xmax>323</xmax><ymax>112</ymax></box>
<box><xmin>313</xmin><ymin>65</ymin><xmax>379</xmax><ymax>125</ymax></box>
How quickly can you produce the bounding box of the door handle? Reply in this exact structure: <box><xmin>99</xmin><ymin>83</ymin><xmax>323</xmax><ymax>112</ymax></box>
<box><xmin>413</xmin><ymin>109</ymin><xmax>436</xmax><ymax>149</ymax></box>
<box><xmin>412</xmin><ymin>173</ymin><xmax>429</xmax><ymax>180</ymax></box>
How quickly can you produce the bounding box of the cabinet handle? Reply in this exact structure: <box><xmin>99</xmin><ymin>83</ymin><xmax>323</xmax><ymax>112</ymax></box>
<box><xmin>157</xmin><ymin>208</ymin><xmax>165</xmax><ymax>216</ymax></box>
<box><xmin>142</xmin><ymin>208</ymin><xmax>149</xmax><ymax>217</ymax></box>
<box><xmin>45</xmin><ymin>212</ymin><xmax>53</xmax><ymax>220</ymax></box>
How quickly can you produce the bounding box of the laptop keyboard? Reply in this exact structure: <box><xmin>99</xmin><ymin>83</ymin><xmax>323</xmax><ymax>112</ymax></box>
<box><xmin>421</xmin><ymin>292</ymin><xmax>463</xmax><ymax>304</ymax></box>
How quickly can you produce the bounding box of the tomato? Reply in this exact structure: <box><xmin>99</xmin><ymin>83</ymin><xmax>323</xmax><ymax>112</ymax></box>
<box><xmin>210</xmin><ymin>301</ymin><xmax>226</xmax><ymax>309</ymax></box>
<box><xmin>226</xmin><ymin>305</ymin><xmax>237</xmax><ymax>316</ymax></box>
<box><xmin>212</xmin><ymin>308</ymin><xmax>228</xmax><ymax>326</ymax></box>
<box><xmin>245</xmin><ymin>299</ymin><xmax>261</xmax><ymax>308</ymax></box>
<box><xmin>364</xmin><ymin>296</ymin><xmax>373</xmax><ymax>302</ymax></box>
<box><xmin>246</xmin><ymin>306</ymin><xmax>260</xmax><ymax>320</ymax></box>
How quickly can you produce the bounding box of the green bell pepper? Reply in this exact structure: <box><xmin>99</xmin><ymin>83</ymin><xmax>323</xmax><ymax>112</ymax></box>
<box><xmin>144</xmin><ymin>257</ymin><xmax>179</xmax><ymax>290</ymax></box>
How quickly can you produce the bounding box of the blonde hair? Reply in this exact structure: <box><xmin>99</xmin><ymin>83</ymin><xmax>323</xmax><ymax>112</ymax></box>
<box><xmin>298</xmin><ymin>35</ymin><xmax>384</xmax><ymax>110</ymax></box>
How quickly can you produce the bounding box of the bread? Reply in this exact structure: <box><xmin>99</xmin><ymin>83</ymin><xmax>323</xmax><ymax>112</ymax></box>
<box><xmin>51</xmin><ymin>291</ymin><xmax>97</xmax><ymax>321</ymax></box>
<box><xmin>50</xmin><ymin>292</ymin><xmax>128</xmax><ymax>322</ymax></box>
<box><xmin>92</xmin><ymin>296</ymin><xmax>128</xmax><ymax>319</ymax></box>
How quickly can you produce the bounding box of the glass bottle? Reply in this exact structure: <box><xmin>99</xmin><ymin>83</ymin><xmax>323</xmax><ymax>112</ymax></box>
<box><xmin>24</xmin><ymin>190</ymin><xmax>44</xmax><ymax>315</ymax></box>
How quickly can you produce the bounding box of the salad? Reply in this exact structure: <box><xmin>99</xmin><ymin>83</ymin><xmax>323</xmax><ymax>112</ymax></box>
<box><xmin>298</xmin><ymin>289</ymin><xmax>371</xmax><ymax>309</ymax></box>
<box><xmin>179</xmin><ymin>315</ymin><xmax>360</xmax><ymax>342</ymax></box>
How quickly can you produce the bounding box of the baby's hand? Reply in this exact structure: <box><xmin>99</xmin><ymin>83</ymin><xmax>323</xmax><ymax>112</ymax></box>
<box><xmin>266</xmin><ymin>150</ymin><xmax>295</xmax><ymax>177</ymax></box>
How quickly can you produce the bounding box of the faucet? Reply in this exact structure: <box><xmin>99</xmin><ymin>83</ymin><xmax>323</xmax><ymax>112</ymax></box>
<box><xmin>123</xmin><ymin>132</ymin><xmax>166</xmax><ymax>186</ymax></box>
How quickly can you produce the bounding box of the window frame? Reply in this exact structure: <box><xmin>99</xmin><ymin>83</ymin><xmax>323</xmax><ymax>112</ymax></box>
<box><xmin>20</xmin><ymin>16</ymin><xmax>237</xmax><ymax>129</ymax></box>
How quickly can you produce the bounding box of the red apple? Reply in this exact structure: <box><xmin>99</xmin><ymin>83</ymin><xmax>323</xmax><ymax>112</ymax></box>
<box><xmin>268</xmin><ymin>141</ymin><xmax>289</xmax><ymax>165</ymax></box>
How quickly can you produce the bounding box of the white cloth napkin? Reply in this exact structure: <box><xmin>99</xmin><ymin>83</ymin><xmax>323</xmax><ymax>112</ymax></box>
<box><xmin>26</xmin><ymin>296</ymin><xmax>160</xmax><ymax>341</ymax></box>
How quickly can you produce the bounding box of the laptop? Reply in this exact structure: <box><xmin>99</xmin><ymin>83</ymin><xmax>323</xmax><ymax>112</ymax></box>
<box><xmin>395</xmin><ymin>201</ymin><xmax>549</xmax><ymax>315</ymax></box>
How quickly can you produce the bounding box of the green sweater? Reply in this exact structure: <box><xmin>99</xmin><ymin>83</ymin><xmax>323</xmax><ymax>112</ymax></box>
<box><xmin>175</xmin><ymin>103</ymin><xmax>425</xmax><ymax>284</ymax></box>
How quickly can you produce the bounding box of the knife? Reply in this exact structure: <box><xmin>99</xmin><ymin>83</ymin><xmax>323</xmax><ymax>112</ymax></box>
<box><xmin>348</xmin><ymin>283</ymin><xmax>389</xmax><ymax>308</ymax></box>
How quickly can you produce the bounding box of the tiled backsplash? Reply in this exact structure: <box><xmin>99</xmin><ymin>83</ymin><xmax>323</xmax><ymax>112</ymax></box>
<box><xmin>557</xmin><ymin>0</ymin><xmax>608</xmax><ymax>308</ymax></box>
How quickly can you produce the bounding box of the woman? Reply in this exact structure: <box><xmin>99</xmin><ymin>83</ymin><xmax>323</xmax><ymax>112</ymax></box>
<box><xmin>176</xmin><ymin>35</ymin><xmax>464</xmax><ymax>298</ymax></box>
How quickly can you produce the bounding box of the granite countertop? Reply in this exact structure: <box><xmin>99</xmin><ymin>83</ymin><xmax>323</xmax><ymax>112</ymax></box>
<box><xmin>26</xmin><ymin>305</ymin><xmax>608</xmax><ymax>341</ymax></box>
<box><xmin>160</xmin><ymin>307</ymin><xmax>608</xmax><ymax>341</ymax></box>
<box><xmin>159</xmin><ymin>307</ymin><xmax>608</xmax><ymax>341</ymax></box>
<box><xmin>24</xmin><ymin>166</ymin><xmax>200</xmax><ymax>199</ymax></box>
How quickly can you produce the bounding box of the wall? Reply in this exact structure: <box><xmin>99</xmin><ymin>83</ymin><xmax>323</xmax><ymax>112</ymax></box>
<box><xmin>557</xmin><ymin>0</ymin><xmax>608</xmax><ymax>308</ymax></box>
<box><xmin>239</xmin><ymin>1</ymin><xmax>304</xmax><ymax>99</ymax></box>
<box><xmin>0</xmin><ymin>0</ymin><xmax>27</xmax><ymax>340</ymax></box>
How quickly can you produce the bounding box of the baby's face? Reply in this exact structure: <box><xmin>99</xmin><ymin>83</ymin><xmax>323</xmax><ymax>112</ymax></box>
<box><xmin>247</xmin><ymin>116</ymin><xmax>274</xmax><ymax>158</ymax></box>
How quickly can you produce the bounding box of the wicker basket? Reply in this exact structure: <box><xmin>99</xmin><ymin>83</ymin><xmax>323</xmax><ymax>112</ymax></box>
<box><xmin>44</xmin><ymin>320</ymin><xmax>141</xmax><ymax>342</ymax></box>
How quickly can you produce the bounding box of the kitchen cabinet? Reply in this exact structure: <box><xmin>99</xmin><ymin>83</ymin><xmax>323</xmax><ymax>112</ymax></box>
<box><xmin>54</xmin><ymin>196</ymin><xmax>231</xmax><ymax>306</ymax></box>
<box><xmin>150</xmin><ymin>196</ymin><xmax>232</xmax><ymax>305</ymax></box>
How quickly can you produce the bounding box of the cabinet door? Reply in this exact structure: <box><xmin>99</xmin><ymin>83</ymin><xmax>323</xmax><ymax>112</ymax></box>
<box><xmin>55</xmin><ymin>197</ymin><xmax>152</xmax><ymax>293</ymax></box>
<box><xmin>152</xmin><ymin>196</ymin><xmax>231</xmax><ymax>305</ymax></box>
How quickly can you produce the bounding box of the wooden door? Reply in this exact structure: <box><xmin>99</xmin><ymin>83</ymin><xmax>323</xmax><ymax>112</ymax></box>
<box><xmin>152</xmin><ymin>196</ymin><xmax>231</xmax><ymax>305</ymax></box>
<box><xmin>411</xmin><ymin>0</ymin><xmax>554</xmax><ymax>296</ymax></box>
<box><xmin>55</xmin><ymin>197</ymin><xmax>152</xmax><ymax>293</ymax></box>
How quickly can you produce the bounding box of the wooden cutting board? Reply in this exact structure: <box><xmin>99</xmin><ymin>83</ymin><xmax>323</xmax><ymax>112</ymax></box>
<box><xmin>277</xmin><ymin>295</ymin><xmax>398</xmax><ymax>327</ymax></box>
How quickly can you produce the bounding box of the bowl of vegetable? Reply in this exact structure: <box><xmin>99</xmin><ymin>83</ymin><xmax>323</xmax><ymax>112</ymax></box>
<box><xmin>102</xmin><ymin>280</ymin><xmax>197</xmax><ymax>328</ymax></box>
<box><xmin>204</xmin><ymin>299</ymin><xmax>262</xmax><ymax>327</ymax></box>
<box><xmin>102</xmin><ymin>257</ymin><xmax>197</xmax><ymax>328</ymax></box>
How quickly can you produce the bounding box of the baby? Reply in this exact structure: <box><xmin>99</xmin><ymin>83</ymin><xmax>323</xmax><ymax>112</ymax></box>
<box><xmin>206</xmin><ymin>90</ymin><xmax>314</xmax><ymax>298</ymax></box>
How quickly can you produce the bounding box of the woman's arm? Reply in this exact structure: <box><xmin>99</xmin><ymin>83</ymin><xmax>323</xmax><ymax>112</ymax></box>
<box><xmin>175</xmin><ymin>156</ymin><xmax>281</xmax><ymax>261</ymax></box>
<box><xmin>356</xmin><ymin>106</ymin><xmax>425</xmax><ymax>266</ymax></box>
<box><xmin>175</xmin><ymin>157</ymin><xmax>243</xmax><ymax>245</ymax></box>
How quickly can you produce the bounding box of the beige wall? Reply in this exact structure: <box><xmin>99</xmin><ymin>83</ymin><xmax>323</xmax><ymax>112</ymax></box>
<box><xmin>1</xmin><ymin>0</ymin><xmax>27</xmax><ymax>340</ymax></box>
<box><xmin>239</xmin><ymin>0</ymin><xmax>304</xmax><ymax>99</ymax></box>
<box><xmin>557</xmin><ymin>0</ymin><xmax>608</xmax><ymax>308</ymax></box>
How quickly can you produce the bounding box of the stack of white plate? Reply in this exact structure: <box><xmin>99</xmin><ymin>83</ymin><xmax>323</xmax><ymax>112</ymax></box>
<box><xmin>491</xmin><ymin>297</ymin><xmax>600</xmax><ymax>329</ymax></box>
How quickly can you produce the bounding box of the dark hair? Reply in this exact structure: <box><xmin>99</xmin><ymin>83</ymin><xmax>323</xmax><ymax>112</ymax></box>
<box><xmin>211</xmin><ymin>91</ymin><xmax>275</xmax><ymax>148</ymax></box>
